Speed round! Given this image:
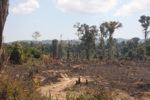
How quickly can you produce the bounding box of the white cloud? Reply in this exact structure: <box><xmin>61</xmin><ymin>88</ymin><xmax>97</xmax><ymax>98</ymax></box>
<box><xmin>115</xmin><ymin>0</ymin><xmax>150</xmax><ymax>16</ymax></box>
<box><xmin>12</xmin><ymin>0</ymin><xmax>39</xmax><ymax>14</ymax></box>
<box><xmin>53</xmin><ymin>0</ymin><xmax>117</xmax><ymax>14</ymax></box>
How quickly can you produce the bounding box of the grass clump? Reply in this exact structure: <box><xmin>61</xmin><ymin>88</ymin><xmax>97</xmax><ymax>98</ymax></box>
<box><xmin>66</xmin><ymin>87</ymin><xmax>113</xmax><ymax>100</ymax></box>
<box><xmin>0</xmin><ymin>74</ymin><xmax>43</xmax><ymax>100</ymax></box>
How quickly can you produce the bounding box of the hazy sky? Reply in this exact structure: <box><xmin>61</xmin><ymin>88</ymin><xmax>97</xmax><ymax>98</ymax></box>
<box><xmin>3</xmin><ymin>0</ymin><xmax>150</xmax><ymax>42</ymax></box>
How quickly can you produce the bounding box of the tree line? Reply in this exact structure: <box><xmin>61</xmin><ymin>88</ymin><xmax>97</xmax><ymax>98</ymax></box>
<box><xmin>2</xmin><ymin>14</ymin><xmax>149</xmax><ymax>65</ymax></box>
<box><xmin>73</xmin><ymin>15</ymin><xmax>150</xmax><ymax>60</ymax></box>
<box><xmin>1</xmin><ymin>15</ymin><xmax>150</xmax><ymax>64</ymax></box>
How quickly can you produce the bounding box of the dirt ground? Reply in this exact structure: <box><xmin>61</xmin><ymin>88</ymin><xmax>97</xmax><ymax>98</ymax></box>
<box><xmin>4</xmin><ymin>60</ymin><xmax>150</xmax><ymax>100</ymax></box>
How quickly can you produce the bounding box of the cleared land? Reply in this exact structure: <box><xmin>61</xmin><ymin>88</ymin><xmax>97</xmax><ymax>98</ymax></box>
<box><xmin>4</xmin><ymin>60</ymin><xmax>150</xmax><ymax>100</ymax></box>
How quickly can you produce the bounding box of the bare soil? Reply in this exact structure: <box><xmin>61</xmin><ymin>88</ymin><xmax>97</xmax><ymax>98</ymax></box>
<box><xmin>3</xmin><ymin>60</ymin><xmax>150</xmax><ymax>100</ymax></box>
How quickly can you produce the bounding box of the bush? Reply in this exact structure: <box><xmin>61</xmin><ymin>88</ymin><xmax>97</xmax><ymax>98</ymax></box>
<box><xmin>30</xmin><ymin>48</ymin><xmax>41</xmax><ymax>59</ymax></box>
<box><xmin>9</xmin><ymin>43</ymin><xmax>23</xmax><ymax>64</ymax></box>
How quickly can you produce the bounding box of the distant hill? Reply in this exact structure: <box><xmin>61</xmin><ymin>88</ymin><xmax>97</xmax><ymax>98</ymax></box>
<box><xmin>6</xmin><ymin>38</ymin><xmax>144</xmax><ymax>45</ymax></box>
<box><xmin>116</xmin><ymin>38</ymin><xmax>128</xmax><ymax>43</ymax></box>
<box><xmin>5</xmin><ymin>40</ymin><xmax>80</xmax><ymax>45</ymax></box>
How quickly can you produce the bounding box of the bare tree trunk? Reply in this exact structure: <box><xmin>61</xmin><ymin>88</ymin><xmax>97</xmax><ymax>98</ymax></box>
<box><xmin>0</xmin><ymin>0</ymin><xmax>9</xmax><ymax>69</ymax></box>
<box><xmin>100</xmin><ymin>33</ymin><xmax>105</xmax><ymax>59</ymax></box>
<box><xmin>145</xmin><ymin>30</ymin><xmax>147</xmax><ymax>41</ymax></box>
<box><xmin>109</xmin><ymin>34</ymin><xmax>113</xmax><ymax>60</ymax></box>
<box><xmin>0</xmin><ymin>14</ymin><xmax>4</xmax><ymax>67</ymax></box>
<box><xmin>144</xmin><ymin>30</ymin><xmax>147</xmax><ymax>60</ymax></box>
<box><xmin>0</xmin><ymin>27</ymin><xmax>3</xmax><ymax>67</ymax></box>
<box><xmin>86</xmin><ymin>49</ymin><xmax>89</xmax><ymax>60</ymax></box>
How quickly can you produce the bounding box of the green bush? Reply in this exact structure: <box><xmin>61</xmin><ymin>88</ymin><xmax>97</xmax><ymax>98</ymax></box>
<box><xmin>30</xmin><ymin>48</ymin><xmax>41</xmax><ymax>59</ymax></box>
<box><xmin>9</xmin><ymin>43</ymin><xmax>23</xmax><ymax>64</ymax></box>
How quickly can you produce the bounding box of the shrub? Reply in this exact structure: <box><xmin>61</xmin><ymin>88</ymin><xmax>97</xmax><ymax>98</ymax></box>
<box><xmin>9</xmin><ymin>43</ymin><xmax>23</xmax><ymax>64</ymax></box>
<box><xmin>30</xmin><ymin>48</ymin><xmax>41</xmax><ymax>59</ymax></box>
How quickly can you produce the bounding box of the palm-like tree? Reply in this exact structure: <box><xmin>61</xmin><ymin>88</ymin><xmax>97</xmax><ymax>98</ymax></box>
<box><xmin>0</xmin><ymin>0</ymin><xmax>9</xmax><ymax>66</ymax></box>
<box><xmin>103</xmin><ymin>21</ymin><xmax>122</xmax><ymax>59</ymax></box>
<box><xmin>139</xmin><ymin>15</ymin><xmax>150</xmax><ymax>41</ymax></box>
<box><xmin>74</xmin><ymin>23</ymin><xmax>98</xmax><ymax>60</ymax></box>
<box><xmin>99</xmin><ymin>23</ymin><xmax>108</xmax><ymax>59</ymax></box>
<box><xmin>139</xmin><ymin>15</ymin><xmax>150</xmax><ymax>60</ymax></box>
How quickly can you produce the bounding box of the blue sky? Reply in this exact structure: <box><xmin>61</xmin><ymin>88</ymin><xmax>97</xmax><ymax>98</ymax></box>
<box><xmin>3</xmin><ymin>0</ymin><xmax>150</xmax><ymax>42</ymax></box>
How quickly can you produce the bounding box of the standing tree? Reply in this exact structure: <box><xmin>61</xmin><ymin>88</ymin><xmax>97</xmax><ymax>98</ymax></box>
<box><xmin>0</xmin><ymin>0</ymin><xmax>9</xmax><ymax>66</ymax></box>
<box><xmin>139</xmin><ymin>15</ymin><xmax>150</xmax><ymax>41</ymax></box>
<box><xmin>139</xmin><ymin>15</ymin><xmax>150</xmax><ymax>59</ymax></box>
<box><xmin>32</xmin><ymin>31</ymin><xmax>41</xmax><ymax>41</ymax></box>
<box><xmin>66</xmin><ymin>41</ymin><xmax>71</xmax><ymax>60</ymax></box>
<box><xmin>99</xmin><ymin>23</ymin><xmax>108</xmax><ymax>59</ymax></box>
<box><xmin>74</xmin><ymin>23</ymin><xmax>98</xmax><ymax>60</ymax></box>
<box><xmin>102</xmin><ymin>21</ymin><xmax>122</xmax><ymax>59</ymax></box>
<box><xmin>58</xmin><ymin>34</ymin><xmax>63</xmax><ymax>59</ymax></box>
<box><xmin>52</xmin><ymin>39</ymin><xmax>58</xmax><ymax>59</ymax></box>
<box><xmin>32</xmin><ymin>31</ymin><xmax>43</xmax><ymax>53</ymax></box>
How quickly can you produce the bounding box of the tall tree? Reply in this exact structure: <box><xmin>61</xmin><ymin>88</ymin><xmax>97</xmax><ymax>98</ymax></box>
<box><xmin>32</xmin><ymin>31</ymin><xmax>41</xmax><ymax>41</ymax></box>
<box><xmin>52</xmin><ymin>39</ymin><xmax>58</xmax><ymax>59</ymax></box>
<box><xmin>139</xmin><ymin>15</ymin><xmax>150</xmax><ymax>40</ymax></box>
<box><xmin>58</xmin><ymin>35</ymin><xmax>63</xmax><ymax>59</ymax></box>
<box><xmin>139</xmin><ymin>15</ymin><xmax>150</xmax><ymax>59</ymax></box>
<box><xmin>66</xmin><ymin>41</ymin><xmax>71</xmax><ymax>60</ymax></box>
<box><xmin>32</xmin><ymin>31</ymin><xmax>43</xmax><ymax>53</ymax></box>
<box><xmin>99</xmin><ymin>23</ymin><xmax>108</xmax><ymax>59</ymax></box>
<box><xmin>74</xmin><ymin>23</ymin><xmax>98</xmax><ymax>60</ymax></box>
<box><xmin>0</xmin><ymin>0</ymin><xmax>9</xmax><ymax>65</ymax></box>
<box><xmin>102</xmin><ymin>21</ymin><xmax>122</xmax><ymax>59</ymax></box>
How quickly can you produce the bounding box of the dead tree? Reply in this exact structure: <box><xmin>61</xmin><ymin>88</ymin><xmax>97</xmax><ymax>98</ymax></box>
<box><xmin>0</xmin><ymin>0</ymin><xmax>9</xmax><ymax>67</ymax></box>
<box><xmin>85</xmin><ymin>79</ymin><xmax>88</xmax><ymax>85</ymax></box>
<box><xmin>76</xmin><ymin>76</ymin><xmax>81</xmax><ymax>85</ymax></box>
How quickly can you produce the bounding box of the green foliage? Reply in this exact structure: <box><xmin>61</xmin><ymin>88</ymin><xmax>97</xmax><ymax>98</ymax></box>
<box><xmin>74</xmin><ymin>23</ymin><xmax>98</xmax><ymax>60</ymax></box>
<box><xmin>101</xmin><ymin>21</ymin><xmax>122</xmax><ymax>59</ymax></box>
<box><xmin>126</xmin><ymin>50</ymin><xmax>135</xmax><ymax>60</ymax></box>
<box><xmin>30</xmin><ymin>48</ymin><xmax>41</xmax><ymax>59</ymax></box>
<box><xmin>139</xmin><ymin>15</ymin><xmax>150</xmax><ymax>40</ymax></box>
<box><xmin>136</xmin><ymin>46</ymin><xmax>145</xmax><ymax>60</ymax></box>
<box><xmin>146</xmin><ymin>44</ymin><xmax>150</xmax><ymax>56</ymax></box>
<box><xmin>9</xmin><ymin>43</ymin><xmax>23</xmax><ymax>64</ymax></box>
<box><xmin>99</xmin><ymin>23</ymin><xmax>107</xmax><ymax>59</ymax></box>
